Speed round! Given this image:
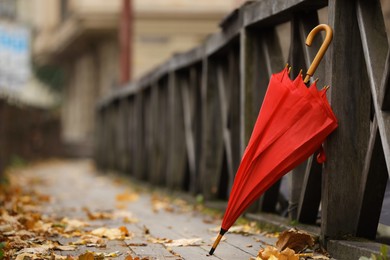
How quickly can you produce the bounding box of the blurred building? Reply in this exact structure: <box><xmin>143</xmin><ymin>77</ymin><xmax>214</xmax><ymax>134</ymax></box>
<box><xmin>23</xmin><ymin>0</ymin><xmax>390</xmax><ymax>157</ymax></box>
<box><xmin>28</xmin><ymin>0</ymin><xmax>241</xmax><ymax>156</ymax></box>
<box><xmin>0</xmin><ymin>0</ymin><xmax>58</xmax><ymax>108</ymax></box>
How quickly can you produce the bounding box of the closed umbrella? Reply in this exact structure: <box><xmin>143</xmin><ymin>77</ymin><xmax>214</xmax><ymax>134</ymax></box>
<box><xmin>210</xmin><ymin>24</ymin><xmax>337</xmax><ymax>255</ymax></box>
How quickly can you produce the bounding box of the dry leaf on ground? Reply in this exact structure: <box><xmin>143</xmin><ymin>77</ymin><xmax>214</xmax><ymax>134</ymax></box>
<box><xmin>91</xmin><ymin>226</ymin><xmax>134</xmax><ymax>240</ymax></box>
<box><xmin>276</xmin><ymin>228</ymin><xmax>315</xmax><ymax>253</ymax></box>
<box><xmin>71</xmin><ymin>235</ymin><xmax>106</xmax><ymax>248</ymax></box>
<box><xmin>165</xmin><ymin>238</ymin><xmax>203</xmax><ymax>247</ymax></box>
<box><xmin>209</xmin><ymin>222</ymin><xmax>260</xmax><ymax>235</ymax></box>
<box><xmin>257</xmin><ymin>246</ymin><xmax>299</xmax><ymax>260</ymax></box>
<box><xmin>61</xmin><ymin>218</ymin><xmax>89</xmax><ymax>232</ymax></box>
<box><xmin>116</xmin><ymin>191</ymin><xmax>139</xmax><ymax>202</ymax></box>
<box><xmin>151</xmin><ymin>195</ymin><xmax>174</xmax><ymax>213</ymax></box>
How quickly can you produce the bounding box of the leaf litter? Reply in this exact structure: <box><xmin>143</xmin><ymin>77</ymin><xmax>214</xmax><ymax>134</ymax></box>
<box><xmin>254</xmin><ymin>228</ymin><xmax>330</xmax><ymax>260</ymax></box>
<box><xmin>1</xmin><ymin>161</ymin><xmax>333</xmax><ymax>260</ymax></box>
<box><xmin>0</xmin><ymin>166</ymin><xmax>144</xmax><ymax>259</ymax></box>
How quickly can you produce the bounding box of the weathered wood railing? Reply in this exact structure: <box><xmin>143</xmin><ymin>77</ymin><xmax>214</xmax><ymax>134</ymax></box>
<box><xmin>95</xmin><ymin>0</ymin><xmax>390</xmax><ymax>253</ymax></box>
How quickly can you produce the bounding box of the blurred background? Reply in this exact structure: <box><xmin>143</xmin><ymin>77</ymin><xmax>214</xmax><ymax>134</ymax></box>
<box><xmin>0</xmin><ymin>0</ymin><xmax>390</xmax><ymax>175</ymax></box>
<box><xmin>0</xmin><ymin>0</ymin><xmax>245</xmax><ymax>170</ymax></box>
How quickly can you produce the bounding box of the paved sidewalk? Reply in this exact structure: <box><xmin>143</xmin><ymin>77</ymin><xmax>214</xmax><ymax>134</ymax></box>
<box><xmin>2</xmin><ymin>160</ymin><xmax>278</xmax><ymax>259</ymax></box>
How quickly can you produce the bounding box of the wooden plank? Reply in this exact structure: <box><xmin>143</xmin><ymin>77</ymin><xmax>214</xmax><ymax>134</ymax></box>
<box><xmin>287</xmin><ymin>15</ymin><xmax>311</xmax><ymax>220</ymax></box>
<box><xmin>288</xmin><ymin>13</ymin><xmax>324</xmax><ymax>222</ymax></box>
<box><xmin>297</xmin><ymin>155</ymin><xmax>322</xmax><ymax>224</ymax></box>
<box><xmin>357</xmin><ymin>0</ymin><xmax>390</xmax><ymax>174</ymax></box>
<box><xmin>181</xmin><ymin>72</ymin><xmax>197</xmax><ymax>192</ymax></box>
<box><xmin>378</xmin><ymin>49</ymin><xmax>390</xmax><ymax>111</ymax></box>
<box><xmin>166</xmin><ymin>72</ymin><xmax>187</xmax><ymax>190</ymax></box>
<box><xmin>133</xmin><ymin>92</ymin><xmax>146</xmax><ymax>180</ymax></box>
<box><xmin>356</xmin><ymin>0</ymin><xmax>389</xmax><ymax>108</ymax></box>
<box><xmin>242</xmin><ymin>0</ymin><xmax>327</xmax><ymax>28</ymax></box>
<box><xmin>127</xmin><ymin>97</ymin><xmax>136</xmax><ymax>176</ymax></box>
<box><xmin>380</xmin><ymin>51</ymin><xmax>390</xmax><ymax>111</ymax></box>
<box><xmin>255</xmin><ymin>27</ymin><xmax>285</xmax><ymax>213</ymax></box>
<box><xmin>322</xmin><ymin>0</ymin><xmax>371</xmax><ymax>240</ymax></box>
<box><xmin>356</xmin><ymin>119</ymin><xmax>388</xmax><ymax>239</ymax></box>
<box><xmin>227</xmin><ymin>48</ymin><xmax>242</xmax><ymax>178</ymax></box>
<box><xmin>217</xmin><ymin>63</ymin><xmax>234</xmax><ymax>195</ymax></box>
<box><xmin>190</xmin><ymin>66</ymin><xmax>203</xmax><ymax>194</ymax></box>
<box><xmin>118</xmin><ymin>99</ymin><xmax>129</xmax><ymax>172</ymax></box>
<box><xmin>199</xmin><ymin>58</ymin><xmax>225</xmax><ymax>200</ymax></box>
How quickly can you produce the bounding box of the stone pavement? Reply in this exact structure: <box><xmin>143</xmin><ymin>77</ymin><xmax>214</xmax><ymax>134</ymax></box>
<box><xmin>5</xmin><ymin>159</ymin><xmax>278</xmax><ymax>260</ymax></box>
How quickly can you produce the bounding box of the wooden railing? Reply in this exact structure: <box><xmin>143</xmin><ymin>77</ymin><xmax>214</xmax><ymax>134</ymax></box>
<box><xmin>95</xmin><ymin>0</ymin><xmax>390</xmax><ymax>250</ymax></box>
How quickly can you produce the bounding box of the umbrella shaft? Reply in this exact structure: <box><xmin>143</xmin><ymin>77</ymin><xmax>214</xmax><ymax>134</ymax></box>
<box><xmin>209</xmin><ymin>233</ymin><xmax>223</xmax><ymax>255</ymax></box>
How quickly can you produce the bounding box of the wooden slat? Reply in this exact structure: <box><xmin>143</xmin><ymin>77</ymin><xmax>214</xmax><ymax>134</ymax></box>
<box><xmin>380</xmin><ymin>51</ymin><xmax>390</xmax><ymax>111</ymax></box>
<box><xmin>242</xmin><ymin>0</ymin><xmax>327</xmax><ymax>28</ymax></box>
<box><xmin>241</xmin><ymin>26</ymin><xmax>284</xmax><ymax>213</ymax></box>
<box><xmin>166</xmin><ymin>72</ymin><xmax>187</xmax><ymax>189</ymax></box>
<box><xmin>199</xmin><ymin>58</ymin><xmax>225</xmax><ymax>200</ymax></box>
<box><xmin>190</xmin><ymin>66</ymin><xmax>203</xmax><ymax>194</ymax></box>
<box><xmin>356</xmin><ymin>119</ymin><xmax>388</xmax><ymax>239</ymax></box>
<box><xmin>289</xmin><ymin>12</ymin><xmax>324</xmax><ymax>222</ymax></box>
<box><xmin>133</xmin><ymin>92</ymin><xmax>146</xmax><ymax>180</ymax></box>
<box><xmin>217</xmin><ymin>63</ymin><xmax>234</xmax><ymax>195</ymax></box>
<box><xmin>297</xmin><ymin>155</ymin><xmax>322</xmax><ymax>224</ymax></box>
<box><xmin>127</xmin><ymin>97</ymin><xmax>136</xmax><ymax>176</ymax></box>
<box><xmin>322</xmin><ymin>0</ymin><xmax>371</xmax><ymax>239</ymax></box>
<box><xmin>256</xmin><ymin>28</ymin><xmax>285</xmax><ymax>213</ymax></box>
<box><xmin>181</xmin><ymin>72</ymin><xmax>197</xmax><ymax>192</ymax></box>
<box><xmin>287</xmin><ymin>15</ymin><xmax>311</xmax><ymax>220</ymax></box>
<box><xmin>227</xmin><ymin>48</ymin><xmax>242</xmax><ymax>177</ymax></box>
<box><xmin>357</xmin><ymin>0</ymin><xmax>390</xmax><ymax>174</ymax></box>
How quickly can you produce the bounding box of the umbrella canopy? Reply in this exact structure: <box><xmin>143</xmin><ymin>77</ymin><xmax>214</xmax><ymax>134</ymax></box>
<box><xmin>209</xmin><ymin>24</ymin><xmax>337</xmax><ymax>255</ymax></box>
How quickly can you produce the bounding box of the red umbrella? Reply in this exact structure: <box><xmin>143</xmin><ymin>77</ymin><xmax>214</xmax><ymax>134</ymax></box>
<box><xmin>209</xmin><ymin>24</ymin><xmax>337</xmax><ymax>255</ymax></box>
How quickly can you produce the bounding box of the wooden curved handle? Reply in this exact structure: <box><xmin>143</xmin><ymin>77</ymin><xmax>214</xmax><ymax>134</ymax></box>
<box><xmin>304</xmin><ymin>24</ymin><xmax>333</xmax><ymax>83</ymax></box>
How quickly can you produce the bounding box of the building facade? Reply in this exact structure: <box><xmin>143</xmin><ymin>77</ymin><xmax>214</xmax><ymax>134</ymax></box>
<box><xmin>30</xmin><ymin>0</ymin><xmax>240</xmax><ymax>156</ymax></box>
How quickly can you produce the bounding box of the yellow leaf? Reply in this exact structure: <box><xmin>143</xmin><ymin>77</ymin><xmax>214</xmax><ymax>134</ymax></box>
<box><xmin>116</xmin><ymin>192</ymin><xmax>139</xmax><ymax>202</ymax></box>
<box><xmin>78</xmin><ymin>252</ymin><xmax>95</xmax><ymax>260</ymax></box>
<box><xmin>91</xmin><ymin>227</ymin><xmax>134</xmax><ymax>240</ymax></box>
<box><xmin>164</xmin><ymin>238</ymin><xmax>203</xmax><ymax>247</ymax></box>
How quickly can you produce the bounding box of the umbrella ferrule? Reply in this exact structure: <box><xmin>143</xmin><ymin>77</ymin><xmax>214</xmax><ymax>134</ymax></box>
<box><xmin>209</xmin><ymin>228</ymin><xmax>227</xmax><ymax>255</ymax></box>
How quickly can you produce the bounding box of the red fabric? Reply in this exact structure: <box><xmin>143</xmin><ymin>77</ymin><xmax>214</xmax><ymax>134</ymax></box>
<box><xmin>220</xmin><ymin>68</ymin><xmax>338</xmax><ymax>231</ymax></box>
<box><xmin>316</xmin><ymin>146</ymin><xmax>326</xmax><ymax>164</ymax></box>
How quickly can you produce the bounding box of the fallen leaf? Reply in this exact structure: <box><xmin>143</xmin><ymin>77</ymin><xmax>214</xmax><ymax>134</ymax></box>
<box><xmin>83</xmin><ymin>207</ymin><xmax>113</xmax><ymax>220</ymax></box>
<box><xmin>61</xmin><ymin>218</ymin><xmax>89</xmax><ymax>232</ymax></box>
<box><xmin>55</xmin><ymin>245</ymin><xmax>77</xmax><ymax>251</ymax></box>
<box><xmin>113</xmin><ymin>210</ymin><xmax>139</xmax><ymax>223</ymax></box>
<box><xmin>257</xmin><ymin>246</ymin><xmax>299</xmax><ymax>260</ymax></box>
<box><xmin>72</xmin><ymin>235</ymin><xmax>106</xmax><ymax>248</ymax></box>
<box><xmin>17</xmin><ymin>246</ymin><xmax>48</xmax><ymax>255</ymax></box>
<box><xmin>91</xmin><ymin>226</ymin><xmax>134</xmax><ymax>240</ymax></box>
<box><xmin>165</xmin><ymin>238</ymin><xmax>203</xmax><ymax>247</ymax></box>
<box><xmin>0</xmin><ymin>224</ymin><xmax>13</xmax><ymax>232</ymax></box>
<box><xmin>127</xmin><ymin>242</ymin><xmax>147</xmax><ymax>247</ymax></box>
<box><xmin>51</xmin><ymin>253</ymin><xmax>70</xmax><ymax>259</ymax></box>
<box><xmin>210</xmin><ymin>222</ymin><xmax>260</xmax><ymax>235</ymax></box>
<box><xmin>147</xmin><ymin>235</ymin><xmax>172</xmax><ymax>244</ymax></box>
<box><xmin>15</xmin><ymin>252</ymin><xmax>39</xmax><ymax>260</ymax></box>
<box><xmin>151</xmin><ymin>195</ymin><xmax>174</xmax><ymax>213</ymax></box>
<box><xmin>116</xmin><ymin>191</ymin><xmax>139</xmax><ymax>202</ymax></box>
<box><xmin>276</xmin><ymin>228</ymin><xmax>315</xmax><ymax>253</ymax></box>
<box><xmin>79</xmin><ymin>252</ymin><xmax>95</xmax><ymax>260</ymax></box>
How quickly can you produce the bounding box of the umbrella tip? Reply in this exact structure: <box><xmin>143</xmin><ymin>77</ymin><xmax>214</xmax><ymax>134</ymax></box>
<box><xmin>209</xmin><ymin>229</ymin><xmax>227</xmax><ymax>255</ymax></box>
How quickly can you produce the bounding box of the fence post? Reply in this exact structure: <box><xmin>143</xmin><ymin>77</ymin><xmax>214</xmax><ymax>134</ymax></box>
<box><xmin>322</xmin><ymin>0</ymin><xmax>371</xmax><ymax>241</ymax></box>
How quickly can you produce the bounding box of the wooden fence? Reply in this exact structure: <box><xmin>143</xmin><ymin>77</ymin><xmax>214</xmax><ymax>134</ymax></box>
<box><xmin>95</xmin><ymin>0</ymin><xmax>390</xmax><ymax>249</ymax></box>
